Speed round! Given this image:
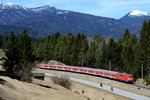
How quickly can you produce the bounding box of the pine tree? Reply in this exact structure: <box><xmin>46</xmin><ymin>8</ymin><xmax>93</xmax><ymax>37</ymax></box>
<box><xmin>63</xmin><ymin>33</ymin><xmax>75</xmax><ymax>65</ymax></box>
<box><xmin>122</xmin><ymin>29</ymin><xmax>130</xmax><ymax>44</ymax></box>
<box><xmin>95</xmin><ymin>48</ymin><xmax>102</xmax><ymax>68</ymax></box>
<box><xmin>137</xmin><ymin>20</ymin><xmax>150</xmax><ymax>77</ymax></box>
<box><xmin>38</xmin><ymin>36</ymin><xmax>51</xmax><ymax>61</ymax></box>
<box><xmin>129</xmin><ymin>34</ymin><xmax>137</xmax><ymax>73</ymax></box>
<box><xmin>86</xmin><ymin>38</ymin><xmax>97</xmax><ymax>67</ymax></box>
<box><xmin>94</xmin><ymin>35</ymin><xmax>103</xmax><ymax>68</ymax></box>
<box><xmin>54</xmin><ymin>37</ymin><xmax>66</xmax><ymax>62</ymax></box>
<box><xmin>35</xmin><ymin>33</ymin><xmax>60</xmax><ymax>62</ymax></box>
<box><xmin>107</xmin><ymin>38</ymin><xmax>117</xmax><ymax>70</ymax></box>
<box><xmin>71</xmin><ymin>34</ymin><xmax>82</xmax><ymax>65</ymax></box>
<box><xmin>17</xmin><ymin>30</ymin><xmax>33</xmax><ymax>82</ymax></box>
<box><xmin>113</xmin><ymin>41</ymin><xmax>123</xmax><ymax>71</ymax></box>
<box><xmin>50</xmin><ymin>32</ymin><xmax>61</xmax><ymax>60</ymax></box>
<box><xmin>19</xmin><ymin>30</ymin><xmax>33</xmax><ymax>62</ymax></box>
<box><xmin>77</xmin><ymin>34</ymin><xmax>89</xmax><ymax>66</ymax></box>
<box><xmin>121</xmin><ymin>29</ymin><xmax>137</xmax><ymax>73</ymax></box>
<box><xmin>5</xmin><ymin>32</ymin><xmax>19</xmax><ymax>77</ymax></box>
<box><xmin>100</xmin><ymin>40</ymin><xmax>108</xmax><ymax>69</ymax></box>
<box><xmin>86</xmin><ymin>35</ymin><xmax>103</xmax><ymax>68</ymax></box>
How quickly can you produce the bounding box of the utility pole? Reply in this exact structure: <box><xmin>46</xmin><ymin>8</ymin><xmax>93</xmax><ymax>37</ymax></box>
<box><xmin>109</xmin><ymin>60</ymin><xmax>111</xmax><ymax>71</ymax></box>
<box><xmin>141</xmin><ymin>64</ymin><xmax>143</xmax><ymax>79</ymax></box>
<box><xmin>82</xmin><ymin>59</ymin><xmax>83</xmax><ymax>67</ymax></box>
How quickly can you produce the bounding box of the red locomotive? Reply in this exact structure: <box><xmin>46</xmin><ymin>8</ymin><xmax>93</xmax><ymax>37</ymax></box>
<box><xmin>37</xmin><ymin>64</ymin><xmax>133</xmax><ymax>82</ymax></box>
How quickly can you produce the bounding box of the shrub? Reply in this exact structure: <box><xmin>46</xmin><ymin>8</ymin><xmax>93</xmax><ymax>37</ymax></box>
<box><xmin>144</xmin><ymin>77</ymin><xmax>150</xmax><ymax>85</ymax></box>
<box><xmin>12</xmin><ymin>63</ymin><xmax>32</xmax><ymax>82</ymax></box>
<box><xmin>51</xmin><ymin>76</ymin><xmax>72</xmax><ymax>90</ymax></box>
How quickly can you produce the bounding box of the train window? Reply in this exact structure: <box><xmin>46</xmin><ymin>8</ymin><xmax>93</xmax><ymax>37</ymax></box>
<box><xmin>127</xmin><ymin>75</ymin><xmax>132</xmax><ymax>78</ymax></box>
<box><xmin>113</xmin><ymin>75</ymin><xmax>115</xmax><ymax>77</ymax></box>
<box><xmin>88</xmin><ymin>70</ymin><xmax>94</xmax><ymax>73</ymax></box>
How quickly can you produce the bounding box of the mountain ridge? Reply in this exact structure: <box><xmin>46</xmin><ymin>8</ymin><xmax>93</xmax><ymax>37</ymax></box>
<box><xmin>0</xmin><ymin>3</ymin><xmax>150</xmax><ymax>39</ymax></box>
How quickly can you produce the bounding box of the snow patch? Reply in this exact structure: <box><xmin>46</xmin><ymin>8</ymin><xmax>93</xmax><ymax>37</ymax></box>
<box><xmin>3</xmin><ymin>2</ymin><xmax>15</xmax><ymax>6</ymax></box>
<box><xmin>57</xmin><ymin>10</ymin><xmax>69</xmax><ymax>14</ymax></box>
<box><xmin>0</xmin><ymin>2</ymin><xmax>27</xmax><ymax>10</ymax></box>
<box><xmin>31</xmin><ymin>5</ymin><xmax>50</xmax><ymax>12</ymax></box>
<box><xmin>31</xmin><ymin>5</ymin><xmax>57</xmax><ymax>13</ymax></box>
<box><xmin>129</xmin><ymin>10</ymin><xmax>150</xmax><ymax>16</ymax></box>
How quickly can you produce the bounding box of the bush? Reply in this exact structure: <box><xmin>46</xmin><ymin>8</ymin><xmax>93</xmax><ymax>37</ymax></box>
<box><xmin>144</xmin><ymin>77</ymin><xmax>150</xmax><ymax>85</ymax></box>
<box><xmin>51</xmin><ymin>76</ymin><xmax>72</xmax><ymax>90</ymax></box>
<box><xmin>11</xmin><ymin>63</ymin><xmax>32</xmax><ymax>82</ymax></box>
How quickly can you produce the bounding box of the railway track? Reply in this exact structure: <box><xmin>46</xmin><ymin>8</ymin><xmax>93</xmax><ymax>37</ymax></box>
<box><xmin>133</xmin><ymin>84</ymin><xmax>150</xmax><ymax>90</ymax></box>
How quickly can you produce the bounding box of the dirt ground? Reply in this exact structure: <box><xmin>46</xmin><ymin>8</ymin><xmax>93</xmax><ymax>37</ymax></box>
<box><xmin>35</xmin><ymin>68</ymin><xmax>150</xmax><ymax>97</ymax></box>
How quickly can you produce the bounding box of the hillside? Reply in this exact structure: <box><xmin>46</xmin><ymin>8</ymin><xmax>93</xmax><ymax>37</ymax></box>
<box><xmin>0</xmin><ymin>76</ymin><xmax>88</xmax><ymax>100</ymax></box>
<box><xmin>0</xmin><ymin>75</ymin><xmax>132</xmax><ymax>100</ymax></box>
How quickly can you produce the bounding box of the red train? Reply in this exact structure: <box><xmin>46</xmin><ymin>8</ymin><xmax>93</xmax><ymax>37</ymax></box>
<box><xmin>37</xmin><ymin>64</ymin><xmax>133</xmax><ymax>82</ymax></box>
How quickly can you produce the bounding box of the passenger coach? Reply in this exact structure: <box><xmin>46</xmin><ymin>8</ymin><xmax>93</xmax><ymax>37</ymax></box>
<box><xmin>37</xmin><ymin>64</ymin><xmax>133</xmax><ymax>82</ymax></box>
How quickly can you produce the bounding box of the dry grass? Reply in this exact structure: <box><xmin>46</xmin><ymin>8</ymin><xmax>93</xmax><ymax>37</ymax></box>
<box><xmin>0</xmin><ymin>76</ymin><xmax>87</xmax><ymax>100</ymax></box>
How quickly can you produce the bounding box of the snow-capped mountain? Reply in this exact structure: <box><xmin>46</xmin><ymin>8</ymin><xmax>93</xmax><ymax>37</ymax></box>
<box><xmin>30</xmin><ymin>5</ymin><xmax>56</xmax><ymax>12</ymax></box>
<box><xmin>0</xmin><ymin>3</ymin><xmax>70</xmax><ymax>14</ymax></box>
<box><xmin>128</xmin><ymin>10</ymin><xmax>150</xmax><ymax>17</ymax></box>
<box><xmin>0</xmin><ymin>2</ymin><xmax>26</xmax><ymax>10</ymax></box>
<box><xmin>0</xmin><ymin>3</ymin><xmax>150</xmax><ymax>39</ymax></box>
<box><xmin>120</xmin><ymin>10</ymin><xmax>150</xmax><ymax>23</ymax></box>
<box><xmin>120</xmin><ymin>10</ymin><xmax>150</xmax><ymax>37</ymax></box>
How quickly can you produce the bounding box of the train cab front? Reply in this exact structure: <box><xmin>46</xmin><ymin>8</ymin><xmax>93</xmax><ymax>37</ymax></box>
<box><xmin>127</xmin><ymin>74</ymin><xmax>134</xmax><ymax>83</ymax></box>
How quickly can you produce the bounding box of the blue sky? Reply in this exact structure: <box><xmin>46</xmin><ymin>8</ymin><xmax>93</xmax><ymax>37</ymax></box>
<box><xmin>1</xmin><ymin>0</ymin><xmax>150</xmax><ymax>19</ymax></box>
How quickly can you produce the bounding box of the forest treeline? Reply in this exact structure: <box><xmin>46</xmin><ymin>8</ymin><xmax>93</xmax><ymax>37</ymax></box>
<box><xmin>0</xmin><ymin>20</ymin><xmax>150</xmax><ymax>81</ymax></box>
